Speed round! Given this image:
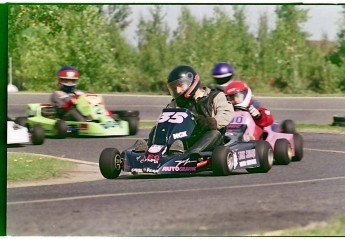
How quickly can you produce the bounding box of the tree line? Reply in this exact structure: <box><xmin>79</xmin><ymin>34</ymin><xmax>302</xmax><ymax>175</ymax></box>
<box><xmin>8</xmin><ymin>4</ymin><xmax>345</xmax><ymax>94</ymax></box>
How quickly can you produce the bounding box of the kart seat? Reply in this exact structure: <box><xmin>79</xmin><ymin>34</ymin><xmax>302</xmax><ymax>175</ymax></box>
<box><xmin>41</xmin><ymin>106</ymin><xmax>57</xmax><ymax>119</ymax></box>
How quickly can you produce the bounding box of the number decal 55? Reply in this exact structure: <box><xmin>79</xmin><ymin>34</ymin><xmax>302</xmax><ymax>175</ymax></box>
<box><xmin>158</xmin><ymin>112</ymin><xmax>188</xmax><ymax>124</ymax></box>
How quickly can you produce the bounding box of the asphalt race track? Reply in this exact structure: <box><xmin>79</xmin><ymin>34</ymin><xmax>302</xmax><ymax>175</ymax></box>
<box><xmin>6</xmin><ymin>93</ymin><xmax>345</xmax><ymax>236</ymax></box>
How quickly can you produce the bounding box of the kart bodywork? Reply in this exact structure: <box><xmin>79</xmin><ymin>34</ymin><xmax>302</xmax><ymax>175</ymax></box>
<box><xmin>7</xmin><ymin>118</ymin><xmax>45</xmax><ymax>145</ymax></box>
<box><xmin>99</xmin><ymin>108</ymin><xmax>274</xmax><ymax>179</ymax></box>
<box><xmin>17</xmin><ymin>94</ymin><xmax>139</xmax><ymax>138</ymax></box>
<box><xmin>225</xmin><ymin>109</ymin><xmax>303</xmax><ymax>165</ymax></box>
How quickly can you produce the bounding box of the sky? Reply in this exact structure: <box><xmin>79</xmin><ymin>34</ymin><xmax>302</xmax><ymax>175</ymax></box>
<box><xmin>124</xmin><ymin>4</ymin><xmax>344</xmax><ymax>44</ymax></box>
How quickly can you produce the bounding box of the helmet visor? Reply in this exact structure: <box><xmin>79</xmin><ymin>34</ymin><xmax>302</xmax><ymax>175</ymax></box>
<box><xmin>167</xmin><ymin>78</ymin><xmax>192</xmax><ymax>99</ymax></box>
<box><xmin>60</xmin><ymin>78</ymin><xmax>77</xmax><ymax>86</ymax></box>
<box><xmin>227</xmin><ymin>89</ymin><xmax>248</xmax><ymax>104</ymax></box>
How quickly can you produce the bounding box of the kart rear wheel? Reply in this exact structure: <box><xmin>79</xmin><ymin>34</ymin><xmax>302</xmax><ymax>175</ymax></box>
<box><xmin>99</xmin><ymin>148</ymin><xmax>122</xmax><ymax>179</ymax></box>
<box><xmin>111</xmin><ymin>110</ymin><xmax>139</xmax><ymax>135</ymax></box>
<box><xmin>212</xmin><ymin>146</ymin><xmax>234</xmax><ymax>176</ymax></box>
<box><xmin>246</xmin><ymin>141</ymin><xmax>273</xmax><ymax>173</ymax></box>
<box><xmin>281</xmin><ymin>120</ymin><xmax>296</xmax><ymax>134</ymax></box>
<box><xmin>292</xmin><ymin>133</ymin><xmax>304</xmax><ymax>161</ymax></box>
<box><xmin>54</xmin><ymin>120</ymin><xmax>68</xmax><ymax>139</ymax></box>
<box><xmin>31</xmin><ymin>125</ymin><xmax>45</xmax><ymax>145</ymax></box>
<box><xmin>125</xmin><ymin>116</ymin><xmax>139</xmax><ymax>135</ymax></box>
<box><xmin>15</xmin><ymin>116</ymin><xmax>28</xmax><ymax>127</ymax></box>
<box><xmin>273</xmin><ymin>139</ymin><xmax>292</xmax><ymax>165</ymax></box>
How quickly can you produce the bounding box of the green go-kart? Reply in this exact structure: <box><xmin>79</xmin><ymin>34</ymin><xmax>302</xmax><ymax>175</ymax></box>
<box><xmin>15</xmin><ymin>93</ymin><xmax>139</xmax><ymax>139</ymax></box>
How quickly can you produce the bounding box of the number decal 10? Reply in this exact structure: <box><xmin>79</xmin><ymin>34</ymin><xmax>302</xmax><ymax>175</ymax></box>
<box><xmin>230</xmin><ymin>116</ymin><xmax>243</xmax><ymax>124</ymax></box>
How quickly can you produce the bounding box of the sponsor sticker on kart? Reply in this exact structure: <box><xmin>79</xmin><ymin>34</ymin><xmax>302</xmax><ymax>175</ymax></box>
<box><xmin>234</xmin><ymin>149</ymin><xmax>258</xmax><ymax>168</ymax></box>
<box><xmin>161</xmin><ymin>166</ymin><xmax>196</xmax><ymax>172</ymax></box>
<box><xmin>139</xmin><ymin>154</ymin><xmax>161</xmax><ymax>164</ymax></box>
<box><xmin>131</xmin><ymin>168</ymin><xmax>158</xmax><ymax>173</ymax></box>
<box><xmin>148</xmin><ymin>145</ymin><xmax>165</xmax><ymax>153</ymax></box>
<box><xmin>172</xmin><ymin>131</ymin><xmax>188</xmax><ymax>139</ymax></box>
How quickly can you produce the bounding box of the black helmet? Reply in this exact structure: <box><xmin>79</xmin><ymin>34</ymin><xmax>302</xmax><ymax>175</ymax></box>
<box><xmin>167</xmin><ymin>65</ymin><xmax>200</xmax><ymax>100</ymax></box>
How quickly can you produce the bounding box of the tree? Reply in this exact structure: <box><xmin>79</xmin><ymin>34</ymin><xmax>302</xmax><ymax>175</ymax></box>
<box><xmin>329</xmin><ymin>5</ymin><xmax>345</xmax><ymax>91</ymax></box>
<box><xmin>10</xmin><ymin>5</ymin><xmax>134</xmax><ymax>92</ymax></box>
<box><xmin>270</xmin><ymin>5</ymin><xmax>310</xmax><ymax>93</ymax></box>
<box><xmin>135</xmin><ymin>5</ymin><xmax>171</xmax><ymax>92</ymax></box>
<box><xmin>255</xmin><ymin>12</ymin><xmax>274</xmax><ymax>91</ymax></box>
<box><xmin>98</xmin><ymin>5</ymin><xmax>132</xmax><ymax>30</ymax></box>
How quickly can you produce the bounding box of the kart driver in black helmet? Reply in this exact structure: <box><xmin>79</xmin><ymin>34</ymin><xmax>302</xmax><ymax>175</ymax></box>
<box><xmin>134</xmin><ymin>65</ymin><xmax>234</xmax><ymax>154</ymax></box>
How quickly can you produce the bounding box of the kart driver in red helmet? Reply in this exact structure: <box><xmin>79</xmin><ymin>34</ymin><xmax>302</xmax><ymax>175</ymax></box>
<box><xmin>50</xmin><ymin>66</ymin><xmax>87</xmax><ymax>121</ymax></box>
<box><xmin>224</xmin><ymin>81</ymin><xmax>273</xmax><ymax>128</ymax></box>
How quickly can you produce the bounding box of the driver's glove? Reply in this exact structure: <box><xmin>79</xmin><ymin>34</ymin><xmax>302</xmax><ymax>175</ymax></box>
<box><xmin>249</xmin><ymin>105</ymin><xmax>262</xmax><ymax>120</ymax></box>
<box><xmin>62</xmin><ymin>96</ymin><xmax>78</xmax><ymax>110</ymax></box>
<box><xmin>195</xmin><ymin>115</ymin><xmax>217</xmax><ymax>131</ymax></box>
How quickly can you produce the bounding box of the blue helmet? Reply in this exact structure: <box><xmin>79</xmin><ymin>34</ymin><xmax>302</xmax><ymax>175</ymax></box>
<box><xmin>212</xmin><ymin>62</ymin><xmax>234</xmax><ymax>87</ymax></box>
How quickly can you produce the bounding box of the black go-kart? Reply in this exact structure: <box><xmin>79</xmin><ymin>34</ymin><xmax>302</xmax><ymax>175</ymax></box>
<box><xmin>99</xmin><ymin>108</ymin><xmax>274</xmax><ymax>179</ymax></box>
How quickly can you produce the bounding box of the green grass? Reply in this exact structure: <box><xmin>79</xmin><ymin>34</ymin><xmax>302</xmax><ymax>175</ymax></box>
<box><xmin>297</xmin><ymin>124</ymin><xmax>345</xmax><ymax>134</ymax></box>
<box><xmin>7</xmin><ymin>152</ymin><xmax>76</xmax><ymax>182</ymax></box>
<box><xmin>139</xmin><ymin>120</ymin><xmax>156</xmax><ymax>129</ymax></box>
<box><xmin>255</xmin><ymin>215</ymin><xmax>345</xmax><ymax>236</ymax></box>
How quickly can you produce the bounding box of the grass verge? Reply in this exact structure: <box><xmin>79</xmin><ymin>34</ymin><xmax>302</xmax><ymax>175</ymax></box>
<box><xmin>255</xmin><ymin>215</ymin><xmax>345</xmax><ymax>236</ymax></box>
<box><xmin>297</xmin><ymin>124</ymin><xmax>345</xmax><ymax>134</ymax></box>
<box><xmin>7</xmin><ymin>152</ymin><xmax>76</xmax><ymax>182</ymax></box>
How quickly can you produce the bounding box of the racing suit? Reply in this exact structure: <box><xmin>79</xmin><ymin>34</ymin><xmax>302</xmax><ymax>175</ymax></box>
<box><xmin>246</xmin><ymin>106</ymin><xmax>274</xmax><ymax>140</ymax></box>
<box><xmin>50</xmin><ymin>89</ymin><xmax>86</xmax><ymax>121</ymax></box>
<box><xmin>254</xmin><ymin>107</ymin><xmax>274</xmax><ymax>128</ymax></box>
<box><xmin>165</xmin><ymin>87</ymin><xmax>234</xmax><ymax>153</ymax></box>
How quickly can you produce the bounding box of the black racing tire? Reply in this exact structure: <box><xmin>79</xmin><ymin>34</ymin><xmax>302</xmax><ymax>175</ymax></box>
<box><xmin>14</xmin><ymin>116</ymin><xmax>28</xmax><ymax>128</ymax></box>
<box><xmin>125</xmin><ymin>116</ymin><xmax>139</xmax><ymax>135</ymax></box>
<box><xmin>332</xmin><ymin>115</ymin><xmax>345</xmax><ymax>126</ymax></box>
<box><xmin>111</xmin><ymin>110</ymin><xmax>139</xmax><ymax>118</ymax></box>
<box><xmin>281</xmin><ymin>120</ymin><xmax>296</xmax><ymax>134</ymax></box>
<box><xmin>333</xmin><ymin>115</ymin><xmax>345</xmax><ymax>123</ymax></box>
<box><xmin>54</xmin><ymin>120</ymin><xmax>68</xmax><ymax>139</ymax></box>
<box><xmin>99</xmin><ymin>148</ymin><xmax>122</xmax><ymax>179</ymax></box>
<box><xmin>31</xmin><ymin>125</ymin><xmax>45</xmax><ymax>145</ymax></box>
<box><xmin>246</xmin><ymin>141</ymin><xmax>273</xmax><ymax>173</ymax></box>
<box><xmin>212</xmin><ymin>146</ymin><xmax>234</xmax><ymax>176</ymax></box>
<box><xmin>273</xmin><ymin>138</ymin><xmax>292</xmax><ymax>165</ymax></box>
<box><xmin>292</xmin><ymin>133</ymin><xmax>304</xmax><ymax>161</ymax></box>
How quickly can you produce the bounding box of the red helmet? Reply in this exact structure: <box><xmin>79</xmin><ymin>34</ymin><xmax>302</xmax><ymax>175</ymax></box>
<box><xmin>57</xmin><ymin>66</ymin><xmax>79</xmax><ymax>92</ymax></box>
<box><xmin>57</xmin><ymin>66</ymin><xmax>79</xmax><ymax>79</ymax></box>
<box><xmin>224</xmin><ymin>81</ymin><xmax>253</xmax><ymax>108</ymax></box>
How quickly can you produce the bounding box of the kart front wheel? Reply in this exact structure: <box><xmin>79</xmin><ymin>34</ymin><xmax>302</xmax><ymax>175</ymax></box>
<box><xmin>246</xmin><ymin>141</ymin><xmax>273</xmax><ymax>173</ymax></box>
<box><xmin>273</xmin><ymin>138</ymin><xmax>292</xmax><ymax>165</ymax></box>
<box><xmin>31</xmin><ymin>125</ymin><xmax>45</xmax><ymax>145</ymax></box>
<box><xmin>99</xmin><ymin>148</ymin><xmax>122</xmax><ymax>179</ymax></box>
<box><xmin>212</xmin><ymin>146</ymin><xmax>234</xmax><ymax>176</ymax></box>
<box><xmin>54</xmin><ymin>120</ymin><xmax>68</xmax><ymax>139</ymax></box>
<box><xmin>292</xmin><ymin>133</ymin><xmax>304</xmax><ymax>161</ymax></box>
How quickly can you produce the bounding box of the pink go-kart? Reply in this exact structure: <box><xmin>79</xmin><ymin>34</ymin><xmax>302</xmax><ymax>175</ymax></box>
<box><xmin>224</xmin><ymin>106</ymin><xmax>303</xmax><ymax>165</ymax></box>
